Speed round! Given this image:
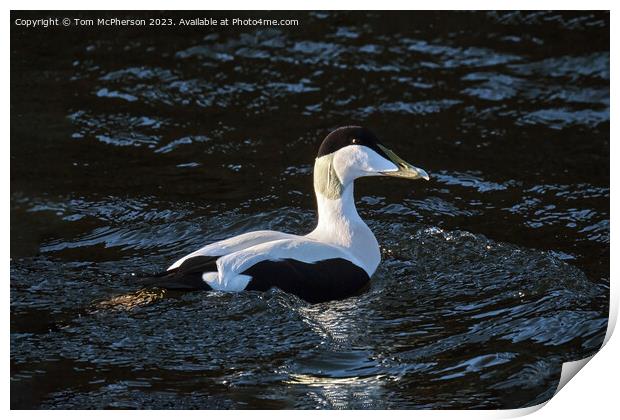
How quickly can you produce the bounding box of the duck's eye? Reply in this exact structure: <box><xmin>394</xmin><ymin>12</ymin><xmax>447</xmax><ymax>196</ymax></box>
<box><xmin>352</xmin><ymin>139</ymin><xmax>358</xmax><ymax>144</ymax></box>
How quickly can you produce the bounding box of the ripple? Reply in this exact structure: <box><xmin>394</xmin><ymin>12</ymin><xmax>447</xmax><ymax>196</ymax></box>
<box><xmin>404</xmin><ymin>38</ymin><xmax>522</xmax><ymax>68</ymax></box>
<box><xmin>505</xmin><ymin>184</ymin><xmax>609</xmax><ymax>243</ymax></box>
<box><xmin>516</xmin><ymin>107</ymin><xmax>609</xmax><ymax>129</ymax></box>
<box><xmin>433</xmin><ymin>171</ymin><xmax>515</xmax><ymax>193</ymax></box>
<box><xmin>356</xmin><ymin>100</ymin><xmax>461</xmax><ymax>117</ymax></box>
<box><xmin>434</xmin><ymin>353</ymin><xmax>516</xmax><ymax>381</ymax></box>
<box><xmin>68</xmin><ymin>111</ymin><xmax>165</xmax><ymax>148</ymax></box>
<box><xmin>510</xmin><ymin>52</ymin><xmax>609</xmax><ymax>81</ymax></box>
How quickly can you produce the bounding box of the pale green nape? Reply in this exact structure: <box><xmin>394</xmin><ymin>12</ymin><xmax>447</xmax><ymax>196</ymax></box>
<box><xmin>313</xmin><ymin>154</ymin><xmax>343</xmax><ymax>200</ymax></box>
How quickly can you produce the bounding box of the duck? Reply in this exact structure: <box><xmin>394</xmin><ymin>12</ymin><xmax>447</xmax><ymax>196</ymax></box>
<box><xmin>139</xmin><ymin>126</ymin><xmax>429</xmax><ymax>303</ymax></box>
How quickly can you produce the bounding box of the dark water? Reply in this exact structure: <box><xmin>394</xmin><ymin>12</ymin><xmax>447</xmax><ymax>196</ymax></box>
<box><xmin>11</xmin><ymin>11</ymin><xmax>609</xmax><ymax>409</ymax></box>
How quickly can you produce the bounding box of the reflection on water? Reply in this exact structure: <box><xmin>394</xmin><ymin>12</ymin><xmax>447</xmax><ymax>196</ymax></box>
<box><xmin>11</xmin><ymin>11</ymin><xmax>608</xmax><ymax>409</ymax></box>
<box><xmin>95</xmin><ymin>289</ymin><xmax>167</xmax><ymax>311</ymax></box>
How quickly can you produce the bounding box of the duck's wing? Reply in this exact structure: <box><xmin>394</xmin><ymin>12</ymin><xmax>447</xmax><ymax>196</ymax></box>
<box><xmin>167</xmin><ymin>230</ymin><xmax>298</xmax><ymax>270</ymax></box>
<box><xmin>212</xmin><ymin>238</ymin><xmax>371</xmax><ymax>303</ymax></box>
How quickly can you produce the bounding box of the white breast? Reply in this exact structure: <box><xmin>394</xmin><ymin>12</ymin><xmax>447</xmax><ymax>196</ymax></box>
<box><xmin>306</xmin><ymin>183</ymin><xmax>381</xmax><ymax>276</ymax></box>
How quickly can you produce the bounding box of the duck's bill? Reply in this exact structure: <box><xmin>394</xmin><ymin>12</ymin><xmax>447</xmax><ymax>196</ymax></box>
<box><xmin>378</xmin><ymin>144</ymin><xmax>430</xmax><ymax>180</ymax></box>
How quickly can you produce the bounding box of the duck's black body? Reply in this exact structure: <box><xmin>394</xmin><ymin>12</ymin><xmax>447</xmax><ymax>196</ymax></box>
<box><xmin>140</xmin><ymin>255</ymin><xmax>370</xmax><ymax>303</ymax></box>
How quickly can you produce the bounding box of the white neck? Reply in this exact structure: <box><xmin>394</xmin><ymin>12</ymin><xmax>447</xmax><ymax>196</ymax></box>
<box><xmin>306</xmin><ymin>158</ymin><xmax>381</xmax><ymax>276</ymax></box>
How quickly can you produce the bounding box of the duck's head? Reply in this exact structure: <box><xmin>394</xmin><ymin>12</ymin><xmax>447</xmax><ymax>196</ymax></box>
<box><xmin>314</xmin><ymin>126</ymin><xmax>429</xmax><ymax>199</ymax></box>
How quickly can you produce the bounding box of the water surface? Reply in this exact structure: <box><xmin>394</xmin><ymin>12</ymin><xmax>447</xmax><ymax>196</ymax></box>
<box><xmin>11</xmin><ymin>11</ymin><xmax>609</xmax><ymax>409</ymax></box>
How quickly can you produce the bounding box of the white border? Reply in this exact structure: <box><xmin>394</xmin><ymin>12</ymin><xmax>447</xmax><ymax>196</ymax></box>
<box><xmin>5</xmin><ymin>2</ymin><xmax>616</xmax><ymax>419</ymax></box>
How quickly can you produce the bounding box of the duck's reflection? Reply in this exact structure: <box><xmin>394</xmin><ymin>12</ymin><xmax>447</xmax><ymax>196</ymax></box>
<box><xmin>287</xmin><ymin>299</ymin><xmax>392</xmax><ymax>409</ymax></box>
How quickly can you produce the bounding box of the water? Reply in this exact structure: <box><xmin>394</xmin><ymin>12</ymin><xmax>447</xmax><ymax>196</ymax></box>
<box><xmin>10</xmin><ymin>11</ymin><xmax>609</xmax><ymax>409</ymax></box>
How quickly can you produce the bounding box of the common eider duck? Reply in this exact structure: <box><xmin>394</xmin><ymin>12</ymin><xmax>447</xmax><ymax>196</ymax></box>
<box><xmin>140</xmin><ymin>126</ymin><xmax>429</xmax><ymax>303</ymax></box>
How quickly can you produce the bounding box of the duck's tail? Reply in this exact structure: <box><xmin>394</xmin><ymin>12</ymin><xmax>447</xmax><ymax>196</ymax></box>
<box><xmin>137</xmin><ymin>255</ymin><xmax>217</xmax><ymax>291</ymax></box>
